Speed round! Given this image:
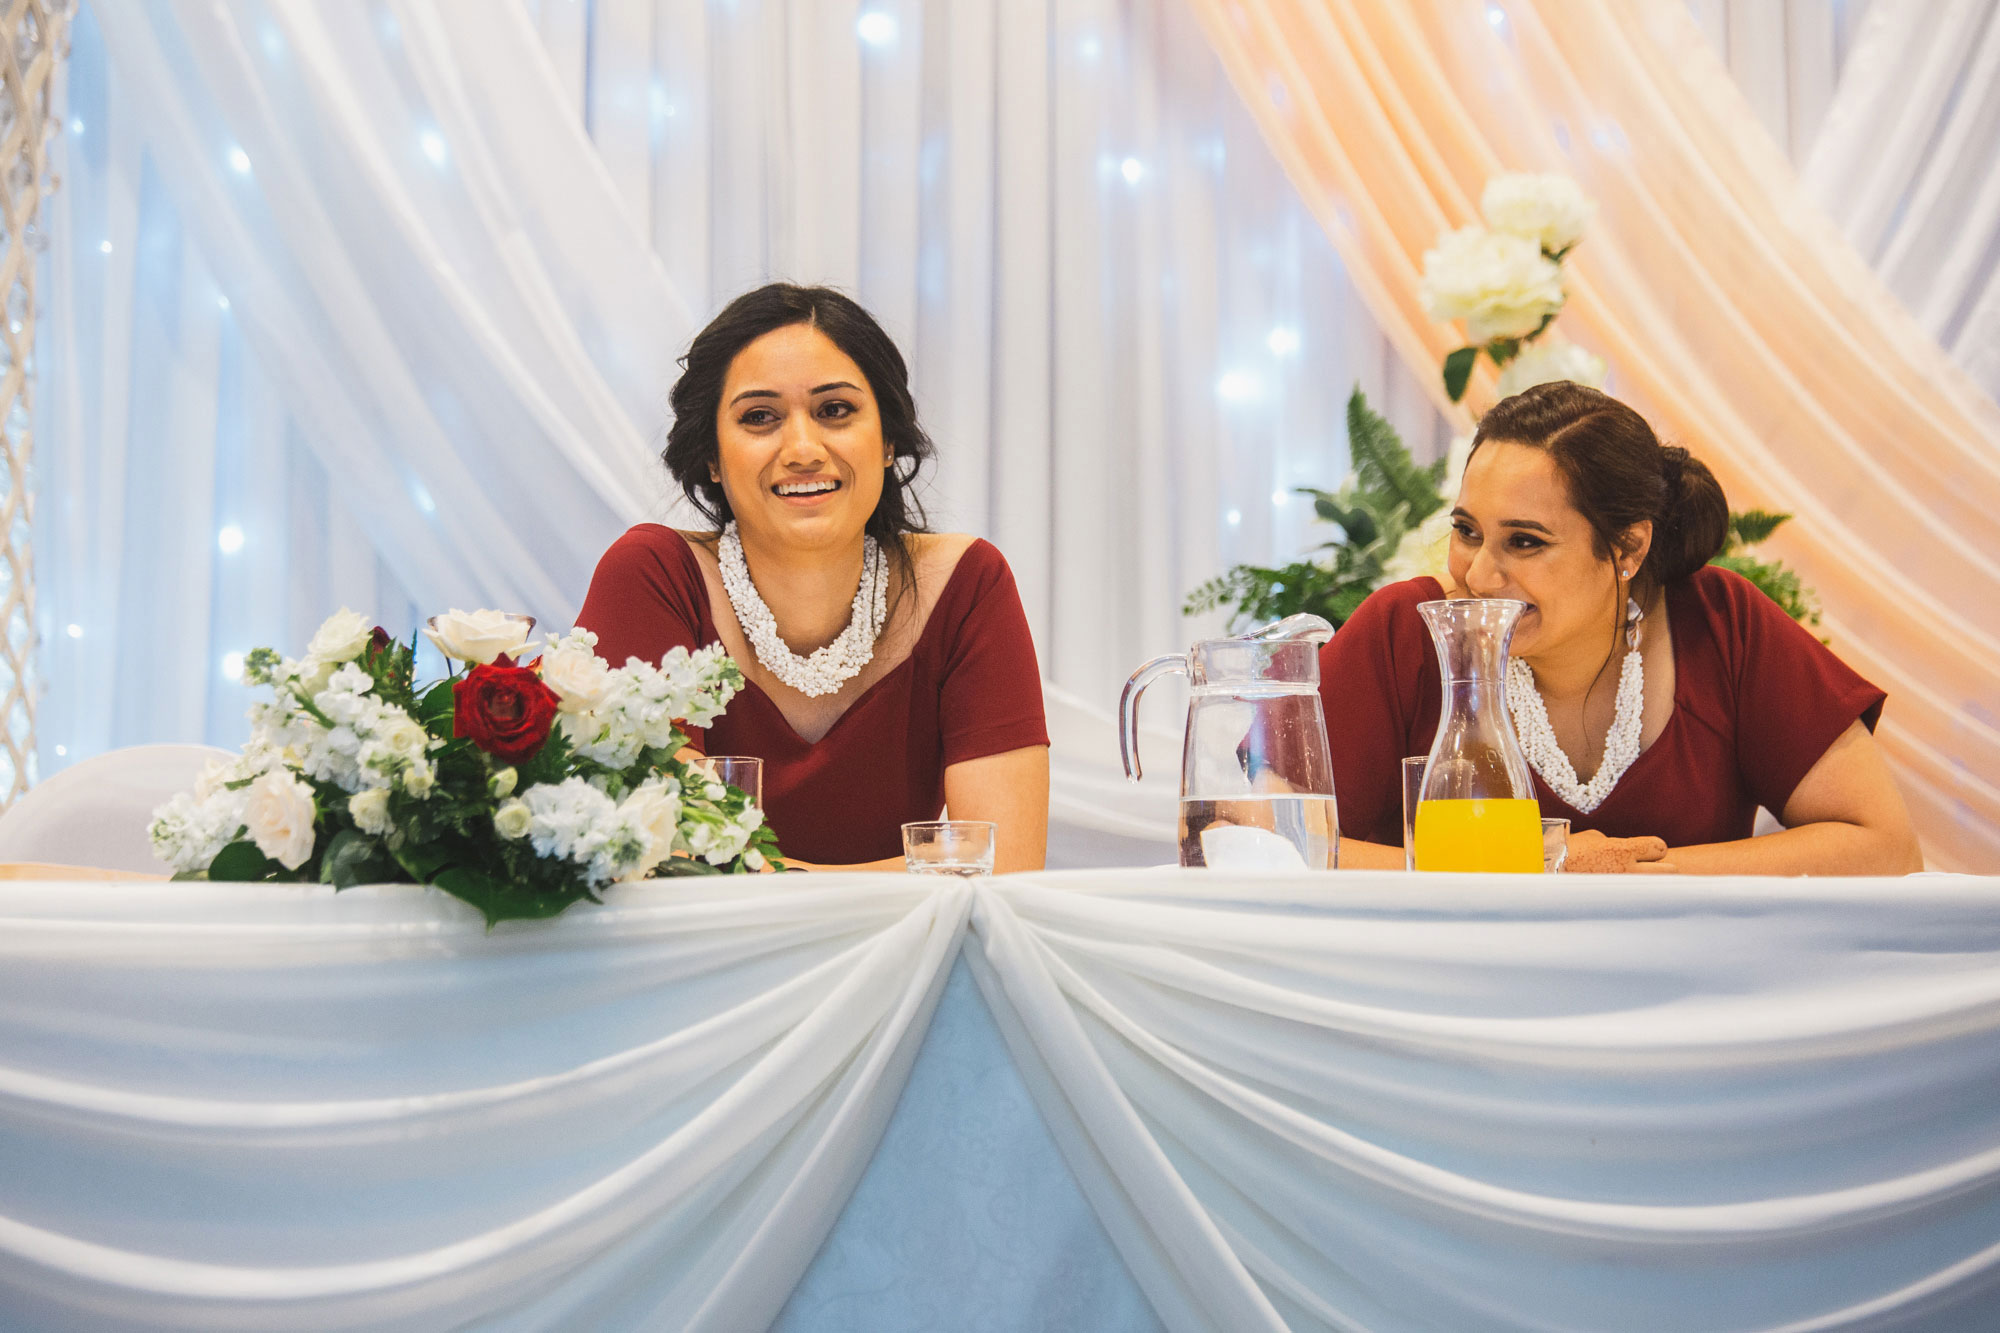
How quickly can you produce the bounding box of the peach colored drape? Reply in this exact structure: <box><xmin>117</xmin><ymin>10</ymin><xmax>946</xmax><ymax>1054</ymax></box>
<box><xmin>1187</xmin><ymin>0</ymin><xmax>2000</xmax><ymax>870</ymax></box>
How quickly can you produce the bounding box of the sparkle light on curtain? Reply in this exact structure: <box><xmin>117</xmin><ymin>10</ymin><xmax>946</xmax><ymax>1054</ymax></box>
<box><xmin>1187</xmin><ymin>0</ymin><xmax>2000</xmax><ymax>871</ymax></box>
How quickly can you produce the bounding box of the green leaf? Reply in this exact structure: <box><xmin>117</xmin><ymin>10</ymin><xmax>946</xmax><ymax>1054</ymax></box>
<box><xmin>1346</xmin><ymin>388</ymin><xmax>1444</xmax><ymax>523</ymax></box>
<box><xmin>1442</xmin><ymin>347</ymin><xmax>1477</xmax><ymax>402</ymax></box>
<box><xmin>416</xmin><ymin>679</ymin><xmax>457</xmax><ymax>732</ymax></box>
<box><xmin>393</xmin><ymin>838</ymin><xmax>457</xmax><ymax>882</ymax></box>
<box><xmin>208</xmin><ymin>840</ymin><xmax>280</xmax><ymax>882</ymax></box>
<box><xmin>1726</xmin><ymin>508</ymin><xmax>1790</xmax><ymax>552</ymax></box>
<box><xmin>1710</xmin><ymin>552</ymin><xmax>1820</xmax><ymax>626</ymax></box>
<box><xmin>319</xmin><ymin>828</ymin><xmax>392</xmax><ymax>889</ymax></box>
<box><xmin>433</xmin><ymin>867</ymin><xmax>579</xmax><ymax>925</ymax></box>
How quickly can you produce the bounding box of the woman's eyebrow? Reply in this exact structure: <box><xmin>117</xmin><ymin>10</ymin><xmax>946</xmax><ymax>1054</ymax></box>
<box><xmin>811</xmin><ymin>381</ymin><xmax>859</xmax><ymax>394</ymax></box>
<box><xmin>1499</xmin><ymin>519</ymin><xmax>1555</xmax><ymax>534</ymax></box>
<box><xmin>727</xmin><ymin>389</ymin><xmax>779</xmax><ymax>406</ymax></box>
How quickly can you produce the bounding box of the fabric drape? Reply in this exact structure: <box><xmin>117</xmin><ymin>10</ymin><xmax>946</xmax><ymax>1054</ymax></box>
<box><xmin>1184</xmin><ymin>0</ymin><xmax>2000</xmax><ymax>870</ymax></box>
<box><xmin>5</xmin><ymin>870</ymin><xmax>1998</xmax><ymax>1331</ymax></box>
<box><xmin>37</xmin><ymin>0</ymin><xmax>1449</xmax><ymax>816</ymax></box>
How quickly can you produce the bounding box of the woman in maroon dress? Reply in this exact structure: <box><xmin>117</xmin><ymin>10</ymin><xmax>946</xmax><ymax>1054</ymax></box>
<box><xmin>578</xmin><ymin>284</ymin><xmax>1049</xmax><ymax>870</ymax></box>
<box><xmin>1323</xmin><ymin>382</ymin><xmax>1922</xmax><ymax>874</ymax></box>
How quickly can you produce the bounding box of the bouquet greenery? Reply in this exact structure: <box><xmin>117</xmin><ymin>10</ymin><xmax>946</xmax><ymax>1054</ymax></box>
<box><xmin>149</xmin><ymin>608</ymin><xmax>782</xmax><ymax>922</ymax></box>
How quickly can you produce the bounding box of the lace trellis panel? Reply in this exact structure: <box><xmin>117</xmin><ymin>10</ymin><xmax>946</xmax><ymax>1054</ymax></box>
<box><xmin>0</xmin><ymin>0</ymin><xmax>70</xmax><ymax>804</ymax></box>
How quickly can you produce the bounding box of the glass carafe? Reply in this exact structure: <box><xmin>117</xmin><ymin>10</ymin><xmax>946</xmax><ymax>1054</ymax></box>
<box><xmin>1413</xmin><ymin>598</ymin><xmax>1543</xmax><ymax>872</ymax></box>
<box><xmin>1120</xmin><ymin>616</ymin><xmax>1339</xmax><ymax>870</ymax></box>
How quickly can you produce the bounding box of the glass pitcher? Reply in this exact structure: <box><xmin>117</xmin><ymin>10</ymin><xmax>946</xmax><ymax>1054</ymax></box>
<box><xmin>1412</xmin><ymin>598</ymin><xmax>1543</xmax><ymax>872</ymax></box>
<box><xmin>1120</xmin><ymin>615</ymin><xmax>1340</xmax><ymax>870</ymax></box>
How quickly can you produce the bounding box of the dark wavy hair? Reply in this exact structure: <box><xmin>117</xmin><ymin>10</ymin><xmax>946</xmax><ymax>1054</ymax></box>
<box><xmin>1470</xmin><ymin>381</ymin><xmax>1728</xmax><ymax>599</ymax></box>
<box><xmin>661</xmin><ymin>284</ymin><xmax>933</xmax><ymax>571</ymax></box>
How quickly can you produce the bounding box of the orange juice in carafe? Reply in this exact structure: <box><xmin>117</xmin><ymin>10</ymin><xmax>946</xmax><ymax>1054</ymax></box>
<box><xmin>1413</xmin><ymin>598</ymin><xmax>1542</xmax><ymax>874</ymax></box>
<box><xmin>1413</xmin><ymin>798</ymin><xmax>1543</xmax><ymax>873</ymax></box>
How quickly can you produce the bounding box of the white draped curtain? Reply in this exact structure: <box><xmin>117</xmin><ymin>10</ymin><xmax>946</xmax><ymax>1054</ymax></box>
<box><xmin>30</xmin><ymin>0</ymin><xmax>2000</xmax><ymax>861</ymax></box>
<box><xmin>33</xmin><ymin>0</ymin><xmax>1450</xmax><ymax>793</ymax></box>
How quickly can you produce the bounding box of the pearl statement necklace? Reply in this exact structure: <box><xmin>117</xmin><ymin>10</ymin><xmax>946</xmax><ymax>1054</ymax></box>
<box><xmin>717</xmin><ymin>522</ymin><xmax>887</xmax><ymax>699</ymax></box>
<box><xmin>1506</xmin><ymin>599</ymin><xmax>1645</xmax><ymax>814</ymax></box>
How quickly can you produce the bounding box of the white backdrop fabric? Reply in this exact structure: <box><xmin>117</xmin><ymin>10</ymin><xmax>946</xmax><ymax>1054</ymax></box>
<box><xmin>3</xmin><ymin>870</ymin><xmax>1999</xmax><ymax>1332</ymax></box>
<box><xmin>36</xmin><ymin>0</ymin><xmax>1450</xmax><ymax>805</ymax></box>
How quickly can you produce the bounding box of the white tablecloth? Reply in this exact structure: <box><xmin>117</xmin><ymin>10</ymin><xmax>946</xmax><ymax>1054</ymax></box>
<box><xmin>2</xmin><ymin>871</ymin><xmax>1997</xmax><ymax>1331</ymax></box>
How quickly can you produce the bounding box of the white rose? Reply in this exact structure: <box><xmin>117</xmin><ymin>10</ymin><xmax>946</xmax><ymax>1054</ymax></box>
<box><xmin>1418</xmin><ymin>226</ymin><xmax>1565</xmax><ymax>344</ymax></box>
<box><xmin>348</xmin><ymin>788</ymin><xmax>393</xmax><ymax>836</ymax></box>
<box><xmin>306</xmin><ymin>608</ymin><xmax>375</xmax><ymax>664</ymax></box>
<box><xmin>488</xmin><ymin>767</ymin><xmax>518</xmax><ymax>798</ymax></box>
<box><xmin>618</xmin><ymin>782</ymin><xmax>683</xmax><ymax>868</ymax></box>
<box><xmin>294</xmin><ymin>656</ymin><xmax>336</xmax><ymax>699</ymax></box>
<box><xmin>1494</xmin><ymin>339</ymin><xmax>1607</xmax><ymax>399</ymax></box>
<box><xmin>402</xmin><ymin>760</ymin><xmax>435</xmax><ymax>798</ymax></box>
<box><xmin>1480</xmin><ymin>173</ymin><xmax>1594</xmax><ymax>255</ymax></box>
<box><xmin>539</xmin><ymin>644</ymin><xmax>611</xmax><ymax>714</ymax></box>
<box><xmin>379</xmin><ymin>713</ymin><xmax>430</xmax><ymax>762</ymax></box>
<box><xmin>493</xmin><ymin>800</ymin><xmax>532</xmax><ymax>840</ymax></box>
<box><xmin>244</xmin><ymin>770</ymin><xmax>317</xmax><ymax>870</ymax></box>
<box><xmin>424</xmin><ymin>609</ymin><xmax>531</xmax><ymax>665</ymax></box>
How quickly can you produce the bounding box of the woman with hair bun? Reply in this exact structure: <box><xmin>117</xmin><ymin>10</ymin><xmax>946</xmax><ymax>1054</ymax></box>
<box><xmin>578</xmin><ymin>283</ymin><xmax>1049</xmax><ymax>871</ymax></box>
<box><xmin>1322</xmin><ymin>381</ymin><xmax>1922</xmax><ymax>874</ymax></box>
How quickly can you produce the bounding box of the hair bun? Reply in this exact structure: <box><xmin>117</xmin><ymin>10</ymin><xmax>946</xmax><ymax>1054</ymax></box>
<box><xmin>1650</xmin><ymin>444</ymin><xmax>1727</xmax><ymax>583</ymax></box>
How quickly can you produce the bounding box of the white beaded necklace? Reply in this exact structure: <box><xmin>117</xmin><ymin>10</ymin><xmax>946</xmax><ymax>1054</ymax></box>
<box><xmin>717</xmin><ymin>521</ymin><xmax>887</xmax><ymax>699</ymax></box>
<box><xmin>1506</xmin><ymin>598</ymin><xmax>1646</xmax><ymax>813</ymax></box>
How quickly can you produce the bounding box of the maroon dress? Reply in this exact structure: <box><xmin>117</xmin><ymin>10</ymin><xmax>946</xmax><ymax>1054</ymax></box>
<box><xmin>1319</xmin><ymin>568</ymin><xmax>1887</xmax><ymax>849</ymax></box>
<box><xmin>576</xmin><ymin>526</ymin><xmax>1049</xmax><ymax>864</ymax></box>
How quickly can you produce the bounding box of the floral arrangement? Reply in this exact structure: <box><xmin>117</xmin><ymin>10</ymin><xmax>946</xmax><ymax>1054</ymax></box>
<box><xmin>1419</xmin><ymin>173</ymin><xmax>1603</xmax><ymax>402</ymax></box>
<box><xmin>1188</xmin><ymin>172</ymin><xmax>1819</xmax><ymax>630</ymax></box>
<box><xmin>149</xmin><ymin>608</ymin><xmax>782</xmax><ymax>922</ymax></box>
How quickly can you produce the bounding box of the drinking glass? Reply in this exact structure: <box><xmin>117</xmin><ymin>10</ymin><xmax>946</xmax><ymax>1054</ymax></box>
<box><xmin>1541</xmin><ymin>817</ymin><xmax>1570</xmax><ymax>874</ymax></box>
<box><xmin>694</xmin><ymin>755</ymin><xmax>763</xmax><ymax>807</ymax></box>
<box><xmin>1400</xmin><ymin>756</ymin><xmax>1427</xmax><ymax>871</ymax></box>
<box><xmin>902</xmin><ymin>821</ymin><xmax>997</xmax><ymax>877</ymax></box>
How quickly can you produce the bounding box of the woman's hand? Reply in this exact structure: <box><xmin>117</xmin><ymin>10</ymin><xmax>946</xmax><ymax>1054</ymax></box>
<box><xmin>1565</xmin><ymin>829</ymin><xmax>1676</xmax><ymax>874</ymax></box>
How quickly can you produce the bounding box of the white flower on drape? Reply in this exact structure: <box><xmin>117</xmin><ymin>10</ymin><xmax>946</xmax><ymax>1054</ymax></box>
<box><xmin>1418</xmin><ymin>226</ymin><xmax>1565</xmax><ymax>343</ymax></box>
<box><xmin>1495</xmin><ymin>340</ymin><xmax>1608</xmax><ymax>398</ymax></box>
<box><xmin>1481</xmin><ymin>172</ymin><xmax>1596</xmax><ymax>255</ymax></box>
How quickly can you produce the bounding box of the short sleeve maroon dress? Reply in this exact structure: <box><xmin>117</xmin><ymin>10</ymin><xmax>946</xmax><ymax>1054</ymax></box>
<box><xmin>1318</xmin><ymin>568</ymin><xmax>1887</xmax><ymax>849</ymax></box>
<box><xmin>575</xmin><ymin>526</ymin><xmax>1049</xmax><ymax>864</ymax></box>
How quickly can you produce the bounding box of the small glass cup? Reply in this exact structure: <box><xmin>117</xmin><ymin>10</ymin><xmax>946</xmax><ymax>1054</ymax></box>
<box><xmin>1541</xmin><ymin>817</ymin><xmax>1570</xmax><ymax>874</ymax></box>
<box><xmin>902</xmin><ymin>821</ymin><xmax>997</xmax><ymax>877</ymax></box>
<box><xmin>1401</xmin><ymin>756</ymin><xmax>1427</xmax><ymax>871</ymax></box>
<box><xmin>694</xmin><ymin>755</ymin><xmax>763</xmax><ymax>808</ymax></box>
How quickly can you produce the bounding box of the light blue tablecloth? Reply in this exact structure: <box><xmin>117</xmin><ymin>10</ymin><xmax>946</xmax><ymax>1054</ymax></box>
<box><xmin>775</xmin><ymin>957</ymin><xmax>1165</xmax><ymax>1333</ymax></box>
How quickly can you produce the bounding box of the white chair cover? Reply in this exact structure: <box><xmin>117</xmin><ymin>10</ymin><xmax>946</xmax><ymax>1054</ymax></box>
<box><xmin>0</xmin><ymin>744</ymin><xmax>233</xmax><ymax>874</ymax></box>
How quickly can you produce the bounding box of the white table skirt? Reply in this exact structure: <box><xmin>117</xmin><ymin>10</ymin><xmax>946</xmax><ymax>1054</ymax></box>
<box><xmin>2</xmin><ymin>870</ymin><xmax>1997</xmax><ymax>1332</ymax></box>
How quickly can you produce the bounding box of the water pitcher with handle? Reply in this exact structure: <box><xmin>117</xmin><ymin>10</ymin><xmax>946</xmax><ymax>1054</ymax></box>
<box><xmin>1120</xmin><ymin>615</ymin><xmax>1340</xmax><ymax>869</ymax></box>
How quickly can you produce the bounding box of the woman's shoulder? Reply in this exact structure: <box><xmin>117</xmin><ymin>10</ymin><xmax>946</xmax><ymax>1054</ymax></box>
<box><xmin>588</xmin><ymin>524</ymin><xmax>714</xmax><ymax>601</ymax></box>
<box><xmin>910</xmin><ymin>532</ymin><xmax>1009</xmax><ymax>594</ymax></box>
<box><xmin>1672</xmin><ymin>563</ymin><xmax>1816</xmax><ymax>647</ymax></box>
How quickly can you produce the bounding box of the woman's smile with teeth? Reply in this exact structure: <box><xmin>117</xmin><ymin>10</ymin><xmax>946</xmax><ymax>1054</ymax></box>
<box><xmin>774</xmin><ymin>478</ymin><xmax>841</xmax><ymax>496</ymax></box>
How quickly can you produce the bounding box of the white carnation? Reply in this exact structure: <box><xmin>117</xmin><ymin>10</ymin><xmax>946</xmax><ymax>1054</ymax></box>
<box><xmin>1494</xmin><ymin>339</ymin><xmax>1607</xmax><ymax>398</ymax></box>
<box><xmin>1480</xmin><ymin>173</ymin><xmax>1594</xmax><ymax>255</ymax></box>
<box><xmin>561</xmin><ymin>645</ymin><xmax>741</xmax><ymax>770</ymax></box>
<box><xmin>1419</xmin><ymin>226</ymin><xmax>1565</xmax><ymax>344</ymax></box>
<box><xmin>243</xmin><ymin>769</ymin><xmax>317</xmax><ymax>870</ymax></box>
<box><xmin>306</xmin><ymin>608</ymin><xmax>374</xmax><ymax>664</ymax></box>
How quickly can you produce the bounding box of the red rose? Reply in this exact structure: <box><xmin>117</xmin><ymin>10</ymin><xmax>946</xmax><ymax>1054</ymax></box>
<box><xmin>454</xmin><ymin>655</ymin><xmax>561</xmax><ymax>763</ymax></box>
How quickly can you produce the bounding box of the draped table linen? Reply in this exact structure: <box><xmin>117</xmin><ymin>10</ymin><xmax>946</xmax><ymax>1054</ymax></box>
<box><xmin>3</xmin><ymin>870</ymin><xmax>1997</xmax><ymax>1331</ymax></box>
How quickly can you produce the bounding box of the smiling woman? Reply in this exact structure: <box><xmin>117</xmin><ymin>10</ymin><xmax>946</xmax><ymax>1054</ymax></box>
<box><xmin>577</xmin><ymin>285</ymin><xmax>1050</xmax><ymax>872</ymax></box>
<box><xmin>1320</xmin><ymin>381</ymin><xmax>1923</xmax><ymax>876</ymax></box>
